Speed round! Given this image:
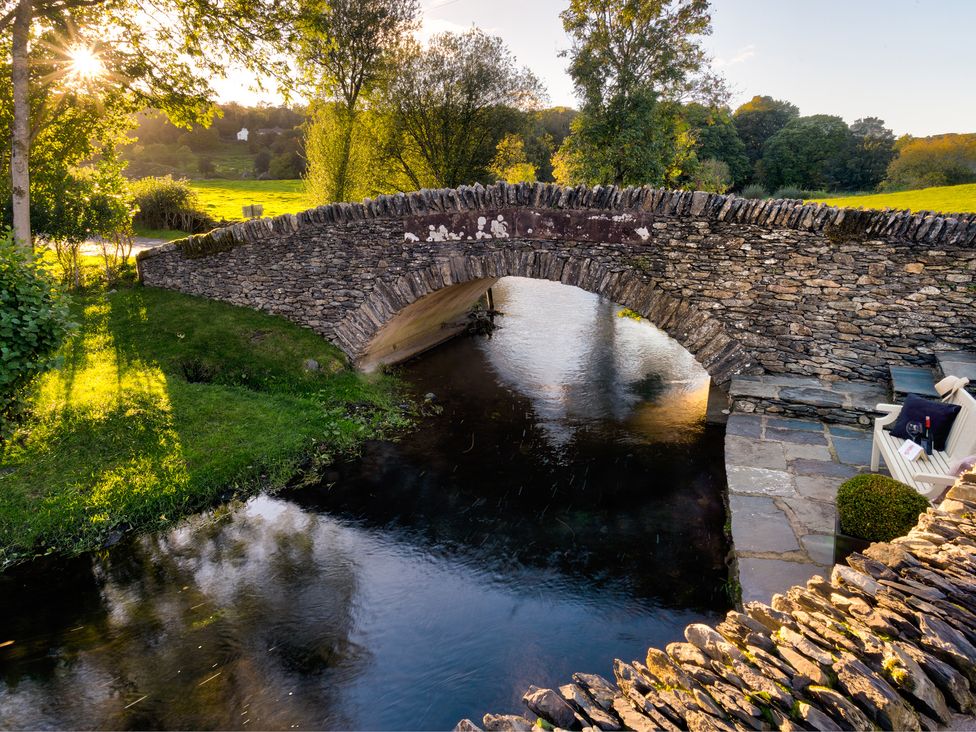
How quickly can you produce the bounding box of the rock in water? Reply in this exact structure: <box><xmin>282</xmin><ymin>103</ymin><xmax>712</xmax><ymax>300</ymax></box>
<box><xmin>482</xmin><ymin>713</ymin><xmax>533</xmax><ymax>731</ymax></box>
<box><xmin>522</xmin><ymin>686</ymin><xmax>579</xmax><ymax>730</ymax></box>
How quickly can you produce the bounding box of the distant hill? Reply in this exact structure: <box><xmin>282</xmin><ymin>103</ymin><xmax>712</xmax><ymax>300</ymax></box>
<box><xmin>123</xmin><ymin>104</ymin><xmax>307</xmax><ymax>180</ymax></box>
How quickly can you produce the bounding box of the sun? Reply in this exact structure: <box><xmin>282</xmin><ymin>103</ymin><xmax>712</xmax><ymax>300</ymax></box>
<box><xmin>66</xmin><ymin>45</ymin><xmax>105</xmax><ymax>83</ymax></box>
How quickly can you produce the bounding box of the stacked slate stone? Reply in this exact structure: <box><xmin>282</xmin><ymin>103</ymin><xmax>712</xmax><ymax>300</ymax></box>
<box><xmin>457</xmin><ymin>477</ymin><xmax>976</xmax><ymax>732</ymax></box>
<box><xmin>138</xmin><ymin>183</ymin><xmax>976</xmax><ymax>261</ymax></box>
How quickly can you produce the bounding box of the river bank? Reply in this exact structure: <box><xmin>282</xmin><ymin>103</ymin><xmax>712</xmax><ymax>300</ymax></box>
<box><xmin>0</xmin><ymin>281</ymin><xmax>408</xmax><ymax>569</ymax></box>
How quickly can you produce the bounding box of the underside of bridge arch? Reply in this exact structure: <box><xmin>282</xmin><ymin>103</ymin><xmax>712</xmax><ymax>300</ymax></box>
<box><xmin>332</xmin><ymin>251</ymin><xmax>758</xmax><ymax>386</ymax></box>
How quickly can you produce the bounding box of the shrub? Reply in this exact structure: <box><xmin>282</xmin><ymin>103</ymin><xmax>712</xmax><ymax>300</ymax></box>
<box><xmin>773</xmin><ymin>185</ymin><xmax>805</xmax><ymax>200</ymax></box>
<box><xmin>836</xmin><ymin>474</ymin><xmax>930</xmax><ymax>542</ymax></box>
<box><xmin>691</xmin><ymin>158</ymin><xmax>732</xmax><ymax>194</ymax></box>
<box><xmin>130</xmin><ymin>176</ymin><xmax>214</xmax><ymax>232</ymax></box>
<box><xmin>0</xmin><ymin>232</ymin><xmax>72</xmax><ymax>427</ymax></box>
<box><xmin>740</xmin><ymin>184</ymin><xmax>768</xmax><ymax>199</ymax></box>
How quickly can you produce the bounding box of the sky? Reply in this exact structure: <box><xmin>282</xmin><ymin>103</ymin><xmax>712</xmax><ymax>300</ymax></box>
<box><xmin>213</xmin><ymin>0</ymin><xmax>976</xmax><ymax>137</ymax></box>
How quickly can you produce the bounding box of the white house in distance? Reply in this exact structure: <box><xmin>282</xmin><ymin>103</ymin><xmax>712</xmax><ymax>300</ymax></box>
<box><xmin>236</xmin><ymin>127</ymin><xmax>249</xmax><ymax>142</ymax></box>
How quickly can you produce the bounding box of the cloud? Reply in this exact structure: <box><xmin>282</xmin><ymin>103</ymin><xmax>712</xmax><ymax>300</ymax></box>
<box><xmin>714</xmin><ymin>44</ymin><xmax>756</xmax><ymax>69</ymax></box>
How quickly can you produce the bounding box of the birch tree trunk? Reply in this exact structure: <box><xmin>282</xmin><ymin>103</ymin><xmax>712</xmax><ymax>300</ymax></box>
<box><xmin>11</xmin><ymin>0</ymin><xmax>32</xmax><ymax>252</ymax></box>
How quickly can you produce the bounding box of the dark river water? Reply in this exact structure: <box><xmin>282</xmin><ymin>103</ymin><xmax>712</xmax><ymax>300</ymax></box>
<box><xmin>0</xmin><ymin>278</ymin><xmax>730</xmax><ymax>730</ymax></box>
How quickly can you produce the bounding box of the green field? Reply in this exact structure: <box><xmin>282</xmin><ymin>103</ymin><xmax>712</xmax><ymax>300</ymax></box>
<box><xmin>189</xmin><ymin>179</ymin><xmax>309</xmax><ymax>222</ymax></box>
<box><xmin>0</xmin><ymin>268</ymin><xmax>406</xmax><ymax>568</ymax></box>
<box><xmin>808</xmin><ymin>183</ymin><xmax>976</xmax><ymax>214</ymax></box>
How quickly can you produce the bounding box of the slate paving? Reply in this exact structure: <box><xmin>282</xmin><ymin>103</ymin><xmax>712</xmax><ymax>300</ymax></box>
<box><xmin>725</xmin><ymin>413</ymin><xmax>878</xmax><ymax>604</ymax></box>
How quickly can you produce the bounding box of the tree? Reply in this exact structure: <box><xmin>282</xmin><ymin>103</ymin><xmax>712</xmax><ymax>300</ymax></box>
<box><xmin>375</xmin><ymin>28</ymin><xmax>543</xmax><ymax>189</ymax></box>
<box><xmin>844</xmin><ymin>117</ymin><xmax>896</xmax><ymax>192</ymax></box>
<box><xmin>759</xmin><ymin>114</ymin><xmax>853</xmax><ymax>191</ymax></box>
<box><xmin>683</xmin><ymin>102</ymin><xmax>749</xmax><ymax>186</ymax></box>
<box><xmin>298</xmin><ymin>0</ymin><xmax>418</xmax><ymax>202</ymax></box>
<box><xmin>882</xmin><ymin>133</ymin><xmax>976</xmax><ymax>191</ymax></box>
<box><xmin>732</xmin><ymin>95</ymin><xmax>799</xmax><ymax>167</ymax></box>
<box><xmin>2</xmin><ymin>0</ymin><xmax>298</xmax><ymax>251</ymax></box>
<box><xmin>521</xmin><ymin>107</ymin><xmax>577</xmax><ymax>182</ymax></box>
<box><xmin>688</xmin><ymin>157</ymin><xmax>731</xmax><ymax>193</ymax></box>
<box><xmin>556</xmin><ymin>0</ymin><xmax>724</xmax><ymax>186</ymax></box>
<box><xmin>489</xmin><ymin>134</ymin><xmax>536</xmax><ymax>183</ymax></box>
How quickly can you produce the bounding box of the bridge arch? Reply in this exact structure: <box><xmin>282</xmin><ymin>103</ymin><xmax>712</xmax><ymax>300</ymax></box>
<box><xmin>332</xmin><ymin>250</ymin><xmax>756</xmax><ymax>385</ymax></box>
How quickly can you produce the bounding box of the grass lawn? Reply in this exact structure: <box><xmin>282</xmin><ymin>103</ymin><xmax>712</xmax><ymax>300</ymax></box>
<box><xmin>807</xmin><ymin>183</ymin><xmax>976</xmax><ymax>214</ymax></box>
<box><xmin>131</xmin><ymin>227</ymin><xmax>190</xmax><ymax>241</ymax></box>
<box><xmin>189</xmin><ymin>179</ymin><xmax>308</xmax><ymax>222</ymax></box>
<box><xmin>0</xmin><ymin>272</ymin><xmax>407</xmax><ymax>569</ymax></box>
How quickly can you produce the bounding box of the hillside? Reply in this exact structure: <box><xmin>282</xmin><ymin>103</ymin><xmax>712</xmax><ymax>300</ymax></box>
<box><xmin>807</xmin><ymin>183</ymin><xmax>976</xmax><ymax>214</ymax></box>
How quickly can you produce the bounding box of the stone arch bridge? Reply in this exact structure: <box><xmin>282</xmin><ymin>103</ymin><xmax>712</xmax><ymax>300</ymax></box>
<box><xmin>137</xmin><ymin>183</ymin><xmax>976</xmax><ymax>386</ymax></box>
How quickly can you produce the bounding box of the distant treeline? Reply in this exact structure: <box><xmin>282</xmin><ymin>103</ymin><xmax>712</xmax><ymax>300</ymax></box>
<box><xmin>123</xmin><ymin>99</ymin><xmax>976</xmax><ymax>198</ymax></box>
<box><xmin>123</xmin><ymin>104</ymin><xmax>306</xmax><ymax>180</ymax></box>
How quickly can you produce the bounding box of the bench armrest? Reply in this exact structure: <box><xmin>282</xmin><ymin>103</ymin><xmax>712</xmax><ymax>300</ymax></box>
<box><xmin>914</xmin><ymin>473</ymin><xmax>956</xmax><ymax>486</ymax></box>
<box><xmin>874</xmin><ymin>403</ymin><xmax>902</xmax><ymax>429</ymax></box>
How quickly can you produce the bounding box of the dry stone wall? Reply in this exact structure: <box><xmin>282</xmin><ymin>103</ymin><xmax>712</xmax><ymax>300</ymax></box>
<box><xmin>137</xmin><ymin>183</ymin><xmax>976</xmax><ymax>385</ymax></box>
<box><xmin>460</xmin><ymin>472</ymin><xmax>976</xmax><ymax>732</ymax></box>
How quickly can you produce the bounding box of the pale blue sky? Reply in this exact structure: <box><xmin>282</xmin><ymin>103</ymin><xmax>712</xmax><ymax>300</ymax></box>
<box><xmin>215</xmin><ymin>0</ymin><xmax>975</xmax><ymax>137</ymax></box>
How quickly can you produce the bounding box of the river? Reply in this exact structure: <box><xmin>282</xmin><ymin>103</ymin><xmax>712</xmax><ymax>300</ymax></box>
<box><xmin>0</xmin><ymin>277</ymin><xmax>730</xmax><ymax>730</ymax></box>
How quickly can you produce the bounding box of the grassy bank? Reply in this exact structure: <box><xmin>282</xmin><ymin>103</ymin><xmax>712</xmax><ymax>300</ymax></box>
<box><xmin>807</xmin><ymin>182</ymin><xmax>976</xmax><ymax>214</ymax></box>
<box><xmin>189</xmin><ymin>179</ymin><xmax>307</xmax><ymax>222</ymax></box>
<box><xmin>0</xmin><ymin>278</ymin><xmax>408</xmax><ymax>569</ymax></box>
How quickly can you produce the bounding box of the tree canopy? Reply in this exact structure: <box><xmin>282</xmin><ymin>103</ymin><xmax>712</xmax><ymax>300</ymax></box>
<box><xmin>759</xmin><ymin>114</ymin><xmax>852</xmax><ymax>191</ymax></box>
<box><xmin>555</xmin><ymin>0</ymin><xmax>724</xmax><ymax>186</ymax></box>
<box><xmin>373</xmin><ymin>28</ymin><xmax>544</xmax><ymax>190</ymax></box>
<box><xmin>732</xmin><ymin>95</ymin><xmax>799</xmax><ymax>168</ymax></box>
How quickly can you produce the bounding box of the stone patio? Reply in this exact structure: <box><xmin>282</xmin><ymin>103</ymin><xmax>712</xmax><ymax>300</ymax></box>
<box><xmin>725</xmin><ymin>412</ymin><xmax>877</xmax><ymax>604</ymax></box>
<box><xmin>729</xmin><ymin>374</ymin><xmax>888</xmax><ymax>425</ymax></box>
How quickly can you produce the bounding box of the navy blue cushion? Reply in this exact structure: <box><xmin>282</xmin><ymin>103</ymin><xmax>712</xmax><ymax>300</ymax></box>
<box><xmin>890</xmin><ymin>394</ymin><xmax>961</xmax><ymax>451</ymax></box>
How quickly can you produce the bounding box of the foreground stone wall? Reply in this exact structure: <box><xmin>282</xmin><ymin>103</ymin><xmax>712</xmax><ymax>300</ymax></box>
<box><xmin>460</xmin><ymin>471</ymin><xmax>976</xmax><ymax>731</ymax></box>
<box><xmin>138</xmin><ymin>183</ymin><xmax>976</xmax><ymax>384</ymax></box>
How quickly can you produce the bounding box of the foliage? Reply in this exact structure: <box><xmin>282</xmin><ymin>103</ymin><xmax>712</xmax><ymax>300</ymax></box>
<box><xmin>254</xmin><ymin>150</ymin><xmax>272</xmax><ymax>175</ymax></box>
<box><xmin>375</xmin><ymin>28</ymin><xmax>544</xmax><ymax>189</ymax></box>
<box><xmin>732</xmin><ymin>95</ymin><xmax>799</xmax><ymax>166</ymax></box>
<box><xmin>521</xmin><ymin>107</ymin><xmax>578</xmax><ymax>182</ymax></box>
<box><xmin>689</xmin><ymin>158</ymin><xmax>731</xmax><ymax>193</ymax></box>
<box><xmin>807</xmin><ymin>182</ymin><xmax>976</xmax><ymax>214</ymax></box>
<box><xmin>740</xmin><ymin>183</ymin><xmax>768</xmax><ymax>199</ymax></box>
<box><xmin>124</xmin><ymin>106</ymin><xmax>307</xmax><ymax>180</ymax></box>
<box><xmin>883</xmin><ymin>133</ymin><xmax>976</xmax><ymax>191</ymax></box>
<box><xmin>836</xmin><ymin>474</ymin><xmax>930</xmax><ymax>542</ymax></box>
<box><xmin>0</xmin><ymin>30</ymin><xmax>135</xmax><ymax>247</ymax></box>
<box><xmin>0</xmin><ymin>280</ymin><xmax>408</xmax><ymax>568</ymax></box>
<box><xmin>131</xmin><ymin>176</ymin><xmax>214</xmax><ymax>232</ymax></box>
<box><xmin>298</xmin><ymin>0</ymin><xmax>418</xmax><ymax>202</ymax></box>
<box><xmin>759</xmin><ymin>115</ymin><xmax>853</xmax><ymax>191</ymax></box>
<box><xmin>772</xmin><ymin>185</ymin><xmax>805</xmax><ymax>200</ymax></box>
<box><xmin>555</xmin><ymin>89</ymin><xmax>693</xmax><ymax>186</ymax></box>
<box><xmin>0</xmin><ymin>231</ymin><xmax>71</xmax><ymax>428</ymax></box>
<box><xmin>557</xmin><ymin>0</ymin><xmax>723</xmax><ymax>186</ymax></box>
<box><xmin>304</xmin><ymin>103</ymin><xmax>378</xmax><ymax>203</ymax></box>
<box><xmin>489</xmin><ymin>134</ymin><xmax>537</xmax><ymax>183</ymax></box>
<box><xmin>846</xmin><ymin>117</ymin><xmax>896</xmax><ymax>191</ymax></box>
<box><xmin>683</xmin><ymin>102</ymin><xmax>750</xmax><ymax>186</ymax></box>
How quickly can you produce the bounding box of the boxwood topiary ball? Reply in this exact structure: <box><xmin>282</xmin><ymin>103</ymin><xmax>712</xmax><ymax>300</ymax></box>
<box><xmin>836</xmin><ymin>474</ymin><xmax>930</xmax><ymax>543</ymax></box>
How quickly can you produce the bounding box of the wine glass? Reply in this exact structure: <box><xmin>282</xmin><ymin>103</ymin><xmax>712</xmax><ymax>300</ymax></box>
<box><xmin>906</xmin><ymin>421</ymin><xmax>923</xmax><ymax>444</ymax></box>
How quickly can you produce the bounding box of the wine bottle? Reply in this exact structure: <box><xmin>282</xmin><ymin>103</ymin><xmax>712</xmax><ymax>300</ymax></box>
<box><xmin>922</xmin><ymin>415</ymin><xmax>933</xmax><ymax>456</ymax></box>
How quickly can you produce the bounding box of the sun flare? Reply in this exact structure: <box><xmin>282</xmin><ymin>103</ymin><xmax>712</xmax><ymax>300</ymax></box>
<box><xmin>66</xmin><ymin>45</ymin><xmax>105</xmax><ymax>83</ymax></box>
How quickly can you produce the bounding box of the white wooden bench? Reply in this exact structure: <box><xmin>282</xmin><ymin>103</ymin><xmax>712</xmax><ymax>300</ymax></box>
<box><xmin>871</xmin><ymin>376</ymin><xmax>976</xmax><ymax>499</ymax></box>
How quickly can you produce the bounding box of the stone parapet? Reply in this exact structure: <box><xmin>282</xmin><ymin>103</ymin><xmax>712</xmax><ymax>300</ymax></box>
<box><xmin>136</xmin><ymin>183</ymin><xmax>976</xmax><ymax>384</ymax></box>
<box><xmin>137</xmin><ymin>183</ymin><xmax>976</xmax><ymax>263</ymax></box>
